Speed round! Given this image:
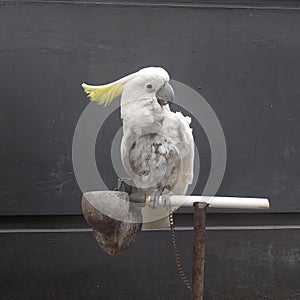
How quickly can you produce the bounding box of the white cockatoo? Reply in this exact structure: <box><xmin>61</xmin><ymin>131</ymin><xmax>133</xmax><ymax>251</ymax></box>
<box><xmin>82</xmin><ymin>67</ymin><xmax>194</xmax><ymax>228</ymax></box>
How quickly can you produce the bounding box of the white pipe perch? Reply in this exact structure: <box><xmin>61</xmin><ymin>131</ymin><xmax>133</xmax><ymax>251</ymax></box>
<box><xmin>139</xmin><ymin>194</ymin><xmax>270</xmax><ymax>210</ymax></box>
<box><xmin>168</xmin><ymin>195</ymin><xmax>269</xmax><ymax>210</ymax></box>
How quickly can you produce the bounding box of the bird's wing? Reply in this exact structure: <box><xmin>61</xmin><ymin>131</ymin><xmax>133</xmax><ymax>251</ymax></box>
<box><xmin>160</xmin><ymin>111</ymin><xmax>194</xmax><ymax>195</ymax></box>
<box><xmin>121</xmin><ymin>132</ymin><xmax>137</xmax><ymax>181</ymax></box>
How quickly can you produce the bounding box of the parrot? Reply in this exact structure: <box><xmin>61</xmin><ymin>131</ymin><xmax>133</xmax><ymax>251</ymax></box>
<box><xmin>82</xmin><ymin>67</ymin><xmax>194</xmax><ymax>228</ymax></box>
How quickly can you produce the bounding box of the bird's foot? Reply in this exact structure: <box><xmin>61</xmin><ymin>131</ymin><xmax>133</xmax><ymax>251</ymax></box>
<box><xmin>149</xmin><ymin>188</ymin><xmax>173</xmax><ymax>210</ymax></box>
<box><xmin>149</xmin><ymin>189</ymin><xmax>160</xmax><ymax>209</ymax></box>
<box><xmin>161</xmin><ymin>188</ymin><xmax>173</xmax><ymax>211</ymax></box>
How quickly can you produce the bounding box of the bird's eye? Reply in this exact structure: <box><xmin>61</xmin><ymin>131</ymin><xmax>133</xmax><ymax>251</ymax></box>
<box><xmin>146</xmin><ymin>84</ymin><xmax>153</xmax><ymax>89</ymax></box>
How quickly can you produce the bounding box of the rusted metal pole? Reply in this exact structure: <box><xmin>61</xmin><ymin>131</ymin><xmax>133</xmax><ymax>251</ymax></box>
<box><xmin>192</xmin><ymin>202</ymin><xmax>208</xmax><ymax>300</ymax></box>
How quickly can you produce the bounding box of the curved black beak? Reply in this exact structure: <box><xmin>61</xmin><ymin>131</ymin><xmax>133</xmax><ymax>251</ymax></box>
<box><xmin>156</xmin><ymin>82</ymin><xmax>174</xmax><ymax>106</ymax></box>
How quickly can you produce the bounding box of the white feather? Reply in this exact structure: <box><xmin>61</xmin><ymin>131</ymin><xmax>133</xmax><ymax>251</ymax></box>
<box><xmin>84</xmin><ymin>67</ymin><xmax>194</xmax><ymax>228</ymax></box>
<box><xmin>120</xmin><ymin>72</ymin><xmax>194</xmax><ymax>228</ymax></box>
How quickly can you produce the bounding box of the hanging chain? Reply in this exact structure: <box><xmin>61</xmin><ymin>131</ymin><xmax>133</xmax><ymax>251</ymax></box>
<box><xmin>117</xmin><ymin>178</ymin><xmax>192</xmax><ymax>291</ymax></box>
<box><xmin>169</xmin><ymin>211</ymin><xmax>192</xmax><ymax>291</ymax></box>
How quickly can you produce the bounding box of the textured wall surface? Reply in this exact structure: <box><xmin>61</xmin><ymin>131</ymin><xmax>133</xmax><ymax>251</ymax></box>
<box><xmin>1</xmin><ymin>0</ymin><xmax>300</xmax><ymax>214</ymax></box>
<box><xmin>0</xmin><ymin>229</ymin><xmax>300</xmax><ymax>299</ymax></box>
<box><xmin>0</xmin><ymin>0</ymin><xmax>300</xmax><ymax>299</ymax></box>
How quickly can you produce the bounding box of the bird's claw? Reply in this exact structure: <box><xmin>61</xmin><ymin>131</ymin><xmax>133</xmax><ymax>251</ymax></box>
<box><xmin>149</xmin><ymin>188</ymin><xmax>173</xmax><ymax>209</ymax></box>
<box><xmin>161</xmin><ymin>188</ymin><xmax>173</xmax><ymax>210</ymax></box>
<box><xmin>149</xmin><ymin>189</ymin><xmax>160</xmax><ymax>209</ymax></box>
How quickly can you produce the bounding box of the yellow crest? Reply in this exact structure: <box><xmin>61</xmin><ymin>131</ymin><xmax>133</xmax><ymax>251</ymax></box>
<box><xmin>81</xmin><ymin>82</ymin><xmax>125</xmax><ymax>107</ymax></box>
<box><xmin>82</xmin><ymin>72</ymin><xmax>136</xmax><ymax>106</ymax></box>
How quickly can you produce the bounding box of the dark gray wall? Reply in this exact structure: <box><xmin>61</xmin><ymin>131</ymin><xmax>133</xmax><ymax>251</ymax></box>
<box><xmin>1</xmin><ymin>0</ymin><xmax>300</xmax><ymax>214</ymax></box>
<box><xmin>1</xmin><ymin>228</ymin><xmax>300</xmax><ymax>300</ymax></box>
<box><xmin>1</xmin><ymin>0</ymin><xmax>300</xmax><ymax>299</ymax></box>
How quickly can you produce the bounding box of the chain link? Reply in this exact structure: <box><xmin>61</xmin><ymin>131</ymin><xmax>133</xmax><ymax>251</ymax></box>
<box><xmin>169</xmin><ymin>211</ymin><xmax>192</xmax><ymax>291</ymax></box>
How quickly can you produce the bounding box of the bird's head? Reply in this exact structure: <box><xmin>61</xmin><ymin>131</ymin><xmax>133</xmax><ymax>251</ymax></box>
<box><xmin>82</xmin><ymin>67</ymin><xmax>174</xmax><ymax>109</ymax></box>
